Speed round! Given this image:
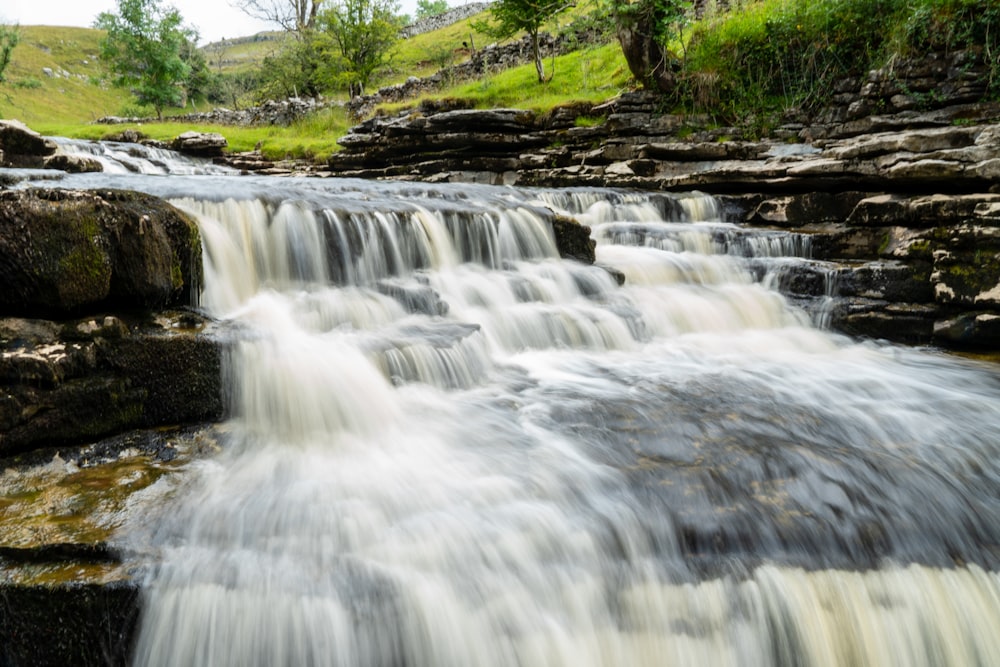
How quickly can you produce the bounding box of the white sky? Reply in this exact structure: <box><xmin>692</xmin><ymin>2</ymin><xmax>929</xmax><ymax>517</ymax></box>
<box><xmin>1</xmin><ymin>0</ymin><xmax>422</xmax><ymax>45</ymax></box>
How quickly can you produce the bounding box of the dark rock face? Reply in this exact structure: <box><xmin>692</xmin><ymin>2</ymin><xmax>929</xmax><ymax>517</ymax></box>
<box><xmin>0</xmin><ymin>312</ymin><xmax>225</xmax><ymax>458</ymax></box>
<box><xmin>0</xmin><ymin>189</ymin><xmax>202</xmax><ymax>318</ymax></box>
<box><xmin>0</xmin><ymin>582</ymin><xmax>139</xmax><ymax>667</ymax></box>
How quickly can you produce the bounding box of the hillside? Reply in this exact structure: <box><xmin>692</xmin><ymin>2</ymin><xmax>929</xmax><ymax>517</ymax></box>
<box><xmin>0</xmin><ymin>26</ymin><xmax>130</xmax><ymax>129</ymax></box>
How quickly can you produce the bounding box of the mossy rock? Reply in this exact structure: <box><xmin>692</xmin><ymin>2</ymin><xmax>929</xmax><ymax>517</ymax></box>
<box><xmin>0</xmin><ymin>189</ymin><xmax>202</xmax><ymax>318</ymax></box>
<box><xmin>0</xmin><ymin>312</ymin><xmax>225</xmax><ymax>457</ymax></box>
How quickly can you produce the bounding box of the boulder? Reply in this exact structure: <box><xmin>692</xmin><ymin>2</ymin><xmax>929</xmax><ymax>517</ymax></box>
<box><xmin>170</xmin><ymin>131</ymin><xmax>228</xmax><ymax>157</ymax></box>
<box><xmin>0</xmin><ymin>119</ymin><xmax>58</xmax><ymax>168</ymax></box>
<box><xmin>0</xmin><ymin>189</ymin><xmax>202</xmax><ymax>318</ymax></box>
<box><xmin>43</xmin><ymin>153</ymin><xmax>104</xmax><ymax>173</ymax></box>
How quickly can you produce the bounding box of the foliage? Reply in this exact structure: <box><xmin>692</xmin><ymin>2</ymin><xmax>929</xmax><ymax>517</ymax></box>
<box><xmin>180</xmin><ymin>38</ymin><xmax>216</xmax><ymax>105</ymax></box>
<box><xmin>606</xmin><ymin>0</ymin><xmax>690</xmax><ymax>91</ymax></box>
<box><xmin>257</xmin><ymin>33</ymin><xmax>325</xmax><ymax>98</ymax></box>
<box><xmin>94</xmin><ymin>0</ymin><xmax>195</xmax><ymax>119</ymax></box>
<box><xmin>315</xmin><ymin>0</ymin><xmax>402</xmax><ymax>96</ymax></box>
<box><xmin>0</xmin><ymin>24</ymin><xmax>19</xmax><ymax>85</ymax></box>
<box><xmin>681</xmin><ymin>0</ymin><xmax>1000</xmax><ymax>125</ymax></box>
<box><xmin>232</xmin><ymin>0</ymin><xmax>326</xmax><ymax>32</ymax></box>
<box><xmin>474</xmin><ymin>0</ymin><xmax>575</xmax><ymax>82</ymax></box>
<box><xmin>386</xmin><ymin>13</ymin><xmax>490</xmax><ymax>82</ymax></box>
<box><xmin>416</xmin><ymin>0</ymin><xmax>450</xmax><ymax>19</ymax></box>
<box><xmin>390</xmin><ymin>42</ymin><xmax>628</xmax><ymax>111</ymax></box>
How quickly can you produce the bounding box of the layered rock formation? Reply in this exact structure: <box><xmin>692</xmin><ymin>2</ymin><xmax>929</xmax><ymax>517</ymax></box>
<box><xmin>325</xmin><ymin>49</ymin><xmax>1000</xmax><ymax>349</ymax></box>
<box><xmin>0</xmin><ymin>190</ymin><xmax>225</xmax><ymax>665</ymax></box>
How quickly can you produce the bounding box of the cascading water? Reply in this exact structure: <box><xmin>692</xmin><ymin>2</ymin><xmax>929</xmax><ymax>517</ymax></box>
<box><xmin>23</xmin><ymin>149</ymin><xmax>1000</xmax><ymax>665</ymax></box>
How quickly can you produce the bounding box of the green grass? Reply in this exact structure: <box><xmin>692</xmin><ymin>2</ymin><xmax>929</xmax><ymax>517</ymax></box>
<box><xmin>681</xmin><ymin>0</ymin><xmax>1000</xmax><ymax>126</ymax></box>
<box><xmin>36</xmin><ymin>105</ymin><xmax>353</xmax><ymax>161</ymax></box>
<box><xmin>201</xmin><ymin>33</ymin><xmax>288</xmax><ymax>74</ymax></box>
<box><xmin>385</xmin><ymin>15</ymin><xmax>492</xmax><ymax>83</ymax></box>
<box><xmin>382</xmin><ymin>42</ymin><xmax>628</xmax><ymax>114</ymax></box>
<box><xmin>0</xmin><ymin>26</ymin><xmax>131</xmax><ymax>124</ymax></box>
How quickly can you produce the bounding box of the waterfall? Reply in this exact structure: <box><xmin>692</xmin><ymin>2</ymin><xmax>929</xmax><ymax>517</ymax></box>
<box><xmin>102</xmin><ymin>177</ymin><xmax>1000</xmax><ymax>666</ymax></box>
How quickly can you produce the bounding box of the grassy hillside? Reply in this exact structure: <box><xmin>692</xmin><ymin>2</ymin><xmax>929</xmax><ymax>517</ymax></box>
<box><xmin>0</xmin><ymin>26</ymin><xmax>131</xmax><ymax>128</ymax></box>
<box><xmin>0</xmin><ymin>10</ymin><xmax>625</xmax><ymax>161</ymax></box>
<box><xmin>201</xmin><ymin>32</ymin><xmax>287</xmax><ymax>74</ymax></box>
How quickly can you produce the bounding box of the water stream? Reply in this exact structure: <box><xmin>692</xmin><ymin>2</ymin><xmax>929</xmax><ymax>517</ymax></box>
<box><xmin>18</xmin><ymin>145</ymin><xmax>1000</xmax><ymax>665</ymax></box>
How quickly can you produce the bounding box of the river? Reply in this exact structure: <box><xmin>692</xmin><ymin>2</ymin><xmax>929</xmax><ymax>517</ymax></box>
<box><xmin>22</xmin><ymin>145</ymin><xmax>1000</xmax><ymax>665</ymax></box>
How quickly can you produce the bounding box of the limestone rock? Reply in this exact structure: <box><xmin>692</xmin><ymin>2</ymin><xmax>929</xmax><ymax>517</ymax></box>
<box><xmin>0</xmin><ymin>119</ymin><xmax>58</xmax><ymax>167</ymax></box>
<box><xmin>43</xmin><ymin>153</ymin><xmax>104</xmax><ymax>173</ymax></box>
<box><xmin>0</xmin><ymin>311</ymin><xmax>225</xmax><ymax>456</ymax></box>
<box><xmin>170</xmin><ymin>131</ymin><xmax>228</xmax><ymax>157</ymax></box>
<box><xmin>0</xmin><ymin>189</ymin><xmax>202</xmax><ymax>318</ymax></box>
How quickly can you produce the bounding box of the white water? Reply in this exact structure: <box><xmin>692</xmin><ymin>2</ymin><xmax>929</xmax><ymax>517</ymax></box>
<box><xmin>88</xmin><ymin>176</ymin><xmax>1000</xmax><ymax>666</ymax></box>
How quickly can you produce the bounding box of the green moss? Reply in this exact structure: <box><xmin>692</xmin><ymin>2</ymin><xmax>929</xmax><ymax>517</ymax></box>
<box><xmin>877</xmin><ymin>232</ymin><xmax>892</xmax><ymax>255</ymax></box>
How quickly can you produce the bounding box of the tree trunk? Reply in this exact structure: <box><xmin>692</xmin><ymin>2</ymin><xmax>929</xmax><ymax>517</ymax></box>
<box><xmin>530</xmin><ymin>30</ymin><xmax>545</xmax><ymax>83</ymax></box>
<box><xmin>617</xmin><ymin>26</ymin><xmax>675</xmax><ymax>93</ymax></box>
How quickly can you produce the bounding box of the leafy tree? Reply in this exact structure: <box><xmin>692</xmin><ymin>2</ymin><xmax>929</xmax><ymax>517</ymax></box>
<box><xmin>95</xmin><ymin>0</ymin><xmax>196</xmax><ymax>119</ymax></box>
<box><xmin>180</xmin><ymin>37</ymin><xmax>216</xmax><ymax>105</ymax></box>
<box><xmin>0</xmin><ymin>24</ymin><xmax>19</xmax><ymax>85</ymax></box>
<box><xmin>416</xmin><ymin>0</ymin><xmax>449</xmax><ymax>19</ymax></box>
<box><xmin>474</xmin><ymin>0</ymin><xmax>574</xmax><ymax>83</ymax></box>
<box><xmin>258</xmin><ymin>34</ymin><xmax>325</xmax><ymax>98</ymax></box>
<box><xmin>316</xmin><ymin>0</ymin><xmax>401</xmax><ymax>97</ymax></box>
<box><xmin>232</xmin><ymin>0</ymin><xmax>326</xmax><ymax>32</ymax></box>
<box><xmin>609</xmin><ymin>0</ymin><xmax>690</xmax><ymax>92</ymax></box>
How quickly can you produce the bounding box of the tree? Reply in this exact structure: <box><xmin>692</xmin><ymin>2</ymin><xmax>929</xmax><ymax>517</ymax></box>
<box><xmin>316</xmin><ymin>0</ymin><xmax>401</xmax><ymax>97</ymax></box>
<box><xmin>0</xmin><ymin>24</ymin><xmax>19</xmax><ymax>85</ymax></box>
<box><xmin>95</xmin><ymin>0</ymin><xmax>195</xmax><ymax>119</ymax></box>
<box><xmin>231</xmin><ymin>0</ymin><xmax>325</xmax><ymax>32</ymax></box>
<box><xmin>474</xmin><ymin>0</ymin><xmax>573</xmax><ymax>83</ymax></box>
<box><xmin>609</xmin><ymin>0</ymin><xmax>690</xmax><ymax>92</ymax></box>
<box><xmin>415</xmin><ymin>0</ymin><xmax>449</xmax><ymax>19</ymax></box>
<box><xmin>180</xmin><ymin>37</ymin><xmax>216</xmax><ymax>105</ymax></box>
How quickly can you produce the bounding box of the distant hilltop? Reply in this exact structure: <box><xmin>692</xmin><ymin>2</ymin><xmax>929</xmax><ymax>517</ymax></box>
<box><xmin>203</xmin><ymin>2</ymin><xmax>492</xmax><ymax>50</ymax></box>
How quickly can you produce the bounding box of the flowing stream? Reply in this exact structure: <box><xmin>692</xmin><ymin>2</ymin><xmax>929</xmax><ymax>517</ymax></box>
<box><xmin>23</xmin><ymin>146</ymin><xmax>1000</xmax><ymax>665</ymax></box>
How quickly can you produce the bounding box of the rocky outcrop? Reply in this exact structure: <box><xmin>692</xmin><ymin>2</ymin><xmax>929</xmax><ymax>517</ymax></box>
<box><xmin>0</xmin><ymin>119</ymin><xmax>58</xmax><ymax>168</ymax></box>
<box><xmin>0</xmin><ymin>423</ymin><xmax>223</xmax><ymax>666</ymax></box>
<box><xmin>326</xmin><ymin>48</ymin><xmax>1000</xmax><ymax>349</ymax></box>
<box><xmin>170</xmin><ymin>131</ymin><xmax>228</xmax><ymax>158</ymax></box>
<box><xmin>0</xmin><ymin>189</ymin><xmax>202</xmax><ymax>318</ymax></box>
<box><xmin>0</xmin><ymin>311</ymin><xmax>225</xmax><ymax>458</ymax></box>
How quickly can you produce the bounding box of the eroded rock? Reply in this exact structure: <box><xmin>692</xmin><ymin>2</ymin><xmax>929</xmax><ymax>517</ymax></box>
<box><xmin>0</xmin><ymin>189</ymin><xmax>202</xmax><ymax>318</ymax></box>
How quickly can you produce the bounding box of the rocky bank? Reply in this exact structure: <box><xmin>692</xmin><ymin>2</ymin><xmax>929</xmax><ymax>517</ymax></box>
<box><xmin>321</xmin><ymin>49</ymin><xmax>1000</xmax><ymax>349</ymax></box>
<box><xmin>0</xmin><ymin>188</ymin><xmax>225</xmax><ymax>666</ymax></box>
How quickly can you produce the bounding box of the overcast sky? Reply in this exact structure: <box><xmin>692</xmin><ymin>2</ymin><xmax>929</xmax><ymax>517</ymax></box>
<box><xmin>1</xmin><ymin>0</ymin><xmax>425</xmax><ymax>44</ymax></box>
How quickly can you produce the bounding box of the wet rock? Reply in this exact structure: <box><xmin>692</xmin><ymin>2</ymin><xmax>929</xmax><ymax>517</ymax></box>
<box><xmin>0</xmin><ymin>189</ymin><xmax>202</xmax><ymax>318</ymax></box>
<box><xmin>550</xmin><ymin>214</ymin><xmax>595</xmax><ymax>264</ymax></box>
<box><xmin>934</xmin><ymin>312</ymin><xmax>1000</xmax><ymax>349</ymax></box>
<box><xmin>0</xmin><ymin>119</ymin><xmax>58</xmax><ymax>168</ymax></box>
<box><xmin>0</xmin><ymin>311</ymin><xmax>225</xmax><ymax>457</ymax></box>
<box><xmin>829</xmin><ymin>299</ymin><xmax>937</xmax><ymax>344</ymax></box>
<box><xmin>43</xmin><ymin>153</ymin><xmax>104</xmax><ymax>173</ymax></box>
<box><xmin>0</xmin><ymin>582</ymin><xmax>139</xmax><ymax>667</ymax></box>
<box><xmin>0</xmin><ymin>424</ymin><xmax>224</xmax><ymax>665</ymax></box>
<box><xmin>835</xmin><ymin>261</ymin><xmax>934</xmax><ymax>303</ymax></box>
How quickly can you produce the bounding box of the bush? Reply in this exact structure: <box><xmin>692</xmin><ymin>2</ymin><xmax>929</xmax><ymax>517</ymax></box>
<box><xmin>681</xmin><ymin>0</ymin><xmax>1000</xmax><ymax>124</ymax></box>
